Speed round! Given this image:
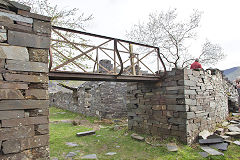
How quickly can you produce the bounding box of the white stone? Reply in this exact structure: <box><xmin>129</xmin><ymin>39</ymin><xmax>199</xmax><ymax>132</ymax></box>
<box><xmin>0</xmin><ymin>44</ymin><xmax>29</xmax><ymax>61</ymax></box>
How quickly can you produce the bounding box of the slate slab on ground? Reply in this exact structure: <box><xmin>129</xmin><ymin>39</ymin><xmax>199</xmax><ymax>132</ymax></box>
<box><xmin>76</xmin><ymin>131</ymin><xmax>96</xmax><ymax>137</ymax></box>
<box><xmin>81</xmin><ymin>154</ymin><xmax>98</xmax><ymax>159</ymax></box>
<box><xmin>209</xmin><ymin>142</ymin><xmax>228</xmax><ymax>151</ymax></box>
<box><xmin>200</xmin><ymin>146</ymin><xmax>224</xmax><ymax>156</ymax></box>
<box><xmin>131</xmin><ymin>133</ymin><xmax>145</xmax><ymax>141</ymax></box>
<box><xmin>166</xmin><ymin>143</ymin><xmax>178</xmax><ymax>152</ymax></box>
<box><xmin>199</xmin><ymin>152</ymin><xmax>209</xmax><ymax>158</ymax></box>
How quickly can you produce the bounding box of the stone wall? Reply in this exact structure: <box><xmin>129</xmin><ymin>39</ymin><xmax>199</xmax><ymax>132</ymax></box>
<box><xmin>50</xmin><ymin>81</ymin><xmax>127</xmax><ymax>119</ymax></box>
<box><xmin>0</xmin><ymin>2</ymin><xmax>50</xmax><ymax>159</ymax></box>
<box><xmin>127</xmin><ymin>68</ymin><xmax>238</xmax><ymax>144</ymax></box>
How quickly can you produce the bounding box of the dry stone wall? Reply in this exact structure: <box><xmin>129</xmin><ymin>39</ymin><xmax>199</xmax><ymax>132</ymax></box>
<box><xmin>0</xmin><ymin>2</ymin><xmax>50</xmax><ymax>159</ymax></box>
<box><xmin>127</xmin><ymin>68</ymin><xmax>238</xmax><ymax>144</ymax></box>
<box><xmin>50</xmin><ymin>81</ymin><xmax>127</xmax><ymax>119</ymax></box>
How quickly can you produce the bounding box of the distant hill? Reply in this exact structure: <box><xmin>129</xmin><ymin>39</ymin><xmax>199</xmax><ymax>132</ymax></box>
<box><xmin>223</xmin><ymin>66</ymin><xmax>240</xmax><ymax>81</ymax></box>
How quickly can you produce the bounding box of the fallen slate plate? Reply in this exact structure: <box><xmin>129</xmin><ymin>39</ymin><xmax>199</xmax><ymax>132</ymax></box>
<box><xmin>65</xmin><ymin>142</ymin><xmax>79</xmax><ymax>147</ymax></box>
<box><xmin>199</xmin><ymin>130</ymin><xmax>212</xmax><ymax>139</ymax></box>
<box><xmin>81</xmin><ymin>154</ymin><xmax>97</xmax><ymax>159</ymax></box>
<box><xmin>200</xmin><ymin>146</ymin><xmax>224</xmax><ymax>156</ymax></box>
<box><xmin>209</xmin><ymin>142</ymin><xmax>228</xmax><ymax>151</ymax></box>
<box><xmin>76</xmin><ymin>131</ymin><xmax>96</xmax><ymax>137</ymax></box>
<box><xmin>225</xmin><ymin>132</ymin><xmax>240</xmax><ymax>137</ymax></box>
<box><xmin>228</xmin><ymin>126</ymin><xmax>240</xmax><ymax>132</ymax></box>
<box><xmin>199</xmin><ymin>152</ymin><xmax>208</xmax><ymax>158</ymax></box>
<box><xmin>105</xmin><ymin>152</ymin><xmax>117</xmax><ymax>156</ymax></box>
<box><xmin>131</xmin><ymin>133</ymin><xmax>144</xmax><ymax>141</ymax></box>
<box><xmin>232</xmin><ymin>113</ymin><xmax>240</xmax><ymax>116</ymax></box>
<box><xmin>230</xmin><ymin>120</ymin><xmax>239</xmax><ymax>124</ymax></box>
<box><xmin>166</xmin><ymin>143</ymin><xmax>178</xmax><ymax>152</ymax></box>
<box><xmin>66</xmin><ymin>152</ymin><xmax>77</xmax><ymax>158</ymax></box>
<box><xmin>233</xmin><ymin>141</ymin><xmax>240</xmax><ymax>146</ymax></box>
<box><xmin>199</xmin><ymin>138</ymin><xmax>223</xmax><ymax>144</ymax></box>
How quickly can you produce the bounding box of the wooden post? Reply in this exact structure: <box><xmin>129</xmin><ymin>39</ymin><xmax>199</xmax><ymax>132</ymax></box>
<box><xmin>129</xmin><ymin>43</ymin><xmax>136</xmax><ymax>75</ymax></box>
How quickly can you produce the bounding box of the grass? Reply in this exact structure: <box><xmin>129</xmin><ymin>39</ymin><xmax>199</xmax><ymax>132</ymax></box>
<box><xmin>49</xmin><ymin>107</ymin><xmax>240</xmax><ymax>160</ymax></box>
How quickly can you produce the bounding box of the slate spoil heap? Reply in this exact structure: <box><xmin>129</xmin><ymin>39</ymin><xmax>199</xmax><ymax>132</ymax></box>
<box><xmin>0</xmin><ymin>1</ymin><xmax>51</xmax><ymax>159</ymax></box>
<box><xmin>198</xmin><ymin>113</ymin><xmax>240</xmax><ymax>157</ymax></box>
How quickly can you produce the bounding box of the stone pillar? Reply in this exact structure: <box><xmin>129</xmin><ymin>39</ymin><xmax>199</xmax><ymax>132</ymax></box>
<box><xmin>0</xmin><ymin>2</ymin><xmax>51</xmax><ymax>159</ymax></box>
<box><xmin>127</xmin><ymin>68</ymin><xmax>238</xmax><ymax>144</ymax></box>
<box><xmin>127</xmin><ymin>69</ymin><xmax>188</xmax><ymax>143</ymax></box>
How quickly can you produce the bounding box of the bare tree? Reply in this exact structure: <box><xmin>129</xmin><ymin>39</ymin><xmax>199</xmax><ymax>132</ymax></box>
<box><xmin>126</xmin><ymin>9</ymin><xmax>225</xmax><ymax>69</ymax></box>
<box><xmin>15</xmin><ymin>0</ymin><xmax>93</xmax><ymax>70</ymax></box>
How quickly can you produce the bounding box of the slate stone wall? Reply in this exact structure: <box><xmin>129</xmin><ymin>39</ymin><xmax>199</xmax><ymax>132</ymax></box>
<box><xmin>0</xmin><ymin>2</ymin><xmax>50</xmax><ymax>159</ymax></box>
<box><xmin>50</xmin><ymin>81</ymin><xmax>127</xmax><ymax>119</ymax></box>
<box><xmin>127</xmin><ymin>68</ymin><xmax>238</xmax><ymax>144</ymax></box>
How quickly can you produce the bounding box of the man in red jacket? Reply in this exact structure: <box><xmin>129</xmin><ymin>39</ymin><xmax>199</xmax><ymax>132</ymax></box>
<box><xmin>190</xmin><ymin>58</ymin><xmax>202</xmax><ymax>70</ymax></box>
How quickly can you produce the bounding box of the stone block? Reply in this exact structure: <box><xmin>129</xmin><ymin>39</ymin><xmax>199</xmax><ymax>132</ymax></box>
<box><xmin>2</xmin><ymin>139</ymin><xmax>21</xmax><ymax>154</ymax></box>
<box><xmin>18</xmin><ymin>10</ymin><xmax>51</xmax><ymax>22</ymax></box>
<box><xmin>3</xmin><ymin>73</ymin><xmax>48</xmax><ymax>83</ymax></box>
<box><xmin>185</xmin><ymin>99</ymin><xmax>197</xmax><ymax>105</ymax></box>
<box><xmin>25</xmin><ymin>89</ymin><xmax>49</xmax><ymax>100</ymax></box>
<box><xmin>152</xmin><ymin>110</ymin><xmax>163</xmax><ymax>121</ymax></box>
<box><xmin>0</xmin><ymin>125</ymin><xmax>34</xmax><ymax>141</ymax></box>
<box><xmin>28</xmin><ymin>48</ymin><xmax>48</xmax><ymax>63</ymax></box>
<box><xmin>0</xmin><ymin>43</ymin><xmax>29</xmax><ymax>61</ymax></box>
<box><xmin>167</xmin><ymin>105</ymin><xmax>186</xmax><ymax>111</ymax></box>
<box><xmin>21</xmin><ymin>135</ymin><xmax>49</xmax><ymax>150</ymax></box>
<box><xmin>8</xmin><ymin>1</ymin><xmax>31</xmax><ymax>11</ymax></box>
<box><xmin>184</xmin><ymin>80</ymin><xmax>196</xmax><ymax>87</ymax></box>
<box><xmin>33</xmin><ymin>19</ymin><xmax>51</xmax><ymax>34</ymax></box>
<box><xmin>1</xmin><ymin>116</ymin><xmax>48</xmax><ymax>127</ymax></box>
<box><xmin>8</xmin><ymin>30</ymin><xmax>50</xmax><ymax>49</ymax></box>
<box><xmin>0</xmin><ymin>21</ymin><xmax>32</xmax><ymax>33</ymax></box>
<box><xmin>0</xmin><ymin>100</ymin><xmax>49</xmax><ymax>111</ymax></box>
<box><xmin>35</xmin><ymin>124</ymin><xmax>49</xmax><ymax>135</ymax></box>
<box><xmin>0</xmin><ymin>89</ymin><xmax>24</xmax><ymax>99</ymax></box>
<box><xmin>0</xmin><ymin>110</ymin><xmax>24</xmax><ymax>120</ymax></box>
<box><xmin>168</xmin><ymin>118</ymin><xmax>186</xmax><ymax>125</ymax></box>
<box><xmin>0</xmin><ymin>29</ymin><xmax>6</xmax><ymax>42</ymax></box>
<box><xmin>0</xmin><ymin>11</ymin><xmax>33</xmax><ymax>23</ymax></box>
<box><xmin>184</xmin><ymin>90</ymin><xmax>197</xmax><ymax>95</ymax></box>
<box><xmin>0</xmin><ymin>15</ymin><xmax>14</xmax><ymax>24</ymax></box>
<box><xmin>152</xmin><ymin>105</ymin><xmax>166</xmax><ymax>110</ymax></box>
<box><xmin>0</xmin><ymin>81</ymin><xmax>28</xmax><ymax>89</ymax></box>
<box><xmin>6</xmin><ymin>60</ymin><xmax>48</xmax><ymax>73</ymax></box>
<box><xmin>28</xmin><ymin>108</ymin><xmax>49</xmax><ymax>117</ymax></box>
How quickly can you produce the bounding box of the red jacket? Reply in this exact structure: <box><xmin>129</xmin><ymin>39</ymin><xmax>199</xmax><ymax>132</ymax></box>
<box><xmin>190</xmin><ymin>61</ymin><xmax>202</xmax><ymax>69</ymax></box>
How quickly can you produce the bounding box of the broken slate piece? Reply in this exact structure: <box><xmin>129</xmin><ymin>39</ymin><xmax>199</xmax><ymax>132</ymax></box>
<box><xmin>232</xmin><ymin>113</ymin><xmax>240</xmax><ymax>116</ymax></box>
<box><xmin>65</xmin><ymin>142</ymin><xmax>79</xmax><ymax>147</ymax></box>
<box><xmin>199</xmin><ymin>152</ymin><xmax>208</xmax><ymax>158</ymax></box>
<box><xmin>76</xmin><ymin>130</ymin><xmax>95</xmax><ymax>137</ymax></box>
<box><xmin>166</xmin><ymin>143</ymin><xmax>178</xmax><ymax>152</ymax></box>
<box><xmin>230</xmin><ymin>120</ymin><xmax>239</xmax><ymax>124</ymax></box>
<box><xmin>228</xmin><ymin>126</ymin><xmax>240</xmax><ymax>132</ymax></box>
<box><xmin>105</xmin><ymin>152</ymin><xmax>117</xmax><ymax>156</ymax></box>
<box><xmin>199</xmin><ymin>130</ymin><xmax>212</xmax><ymax>139</ymax></box>
<box><xmin>81</xmin><ymin>154</ymin><xmax>97</xmax><ymax>159</ymax></box>
<box><xmin>66</xmin><ymin>152</ymin><xmax>77</xmax><ymax>158</ymax></box>
<box><xmin>209</xmin><ymin>143</ymin><xmax>228</xmax><ymax>151</ymax></box>
<box><xmin>200</xmin><ymin>146</ymin><xmax>224</xmax><ymax>156</ymax></box>
<box><xmin>199</xmin><ymin>138</ymin><xmax>223</xmax><ymax>144</ymax></box>
<box><xmin>233</xmin><ymin>141</ymin><xmax>240</xmax><ymax>146</ymax></box>
<box><xmin>131</xmin><ymin>133</ymin><xmax>144</xmax><ymax>141</ymax></box>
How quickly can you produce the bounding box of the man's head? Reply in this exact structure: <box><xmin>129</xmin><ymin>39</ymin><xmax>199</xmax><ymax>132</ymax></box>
<box><xmin>195</xmin><ymin>58</ymin><xmax>199</xmax><ymax>62</ymax></box>
<box><xmin>236</xmin><ymin>76</ymin><xmax>240</xmax><ymax>83</ymax></box>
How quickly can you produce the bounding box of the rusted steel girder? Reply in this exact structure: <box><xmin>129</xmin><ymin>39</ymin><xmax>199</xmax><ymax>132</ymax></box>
<box><xmin>49</xmin><ymin>71</ymin><xmax>161</xmax><ymax>82</ymax></box>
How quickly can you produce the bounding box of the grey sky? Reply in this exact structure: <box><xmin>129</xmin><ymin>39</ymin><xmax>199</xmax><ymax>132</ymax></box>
<box><xmin>53</xmin><ymin>0</ymin><xmax>240</xmax><ymax>70</ymax></box>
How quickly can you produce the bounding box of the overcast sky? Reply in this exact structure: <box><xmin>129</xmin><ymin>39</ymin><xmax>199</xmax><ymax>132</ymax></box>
<box><xmin>53</xmin><ymin>0</ymin><xmax>239</xmax><ymax>70</ymax></box>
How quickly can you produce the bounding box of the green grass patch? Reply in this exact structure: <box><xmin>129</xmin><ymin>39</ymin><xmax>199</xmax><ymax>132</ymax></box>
<box><xmin>49</xmin><ymin>107</ymin><xmax>240</xmax><ymax>160</ymax></box>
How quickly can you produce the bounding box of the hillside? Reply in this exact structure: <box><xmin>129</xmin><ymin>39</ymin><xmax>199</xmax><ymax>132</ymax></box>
<box><xmin>223</xmin><ymin>66</ymin><xmax>240</xmax><ymax>81</ymax></box>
